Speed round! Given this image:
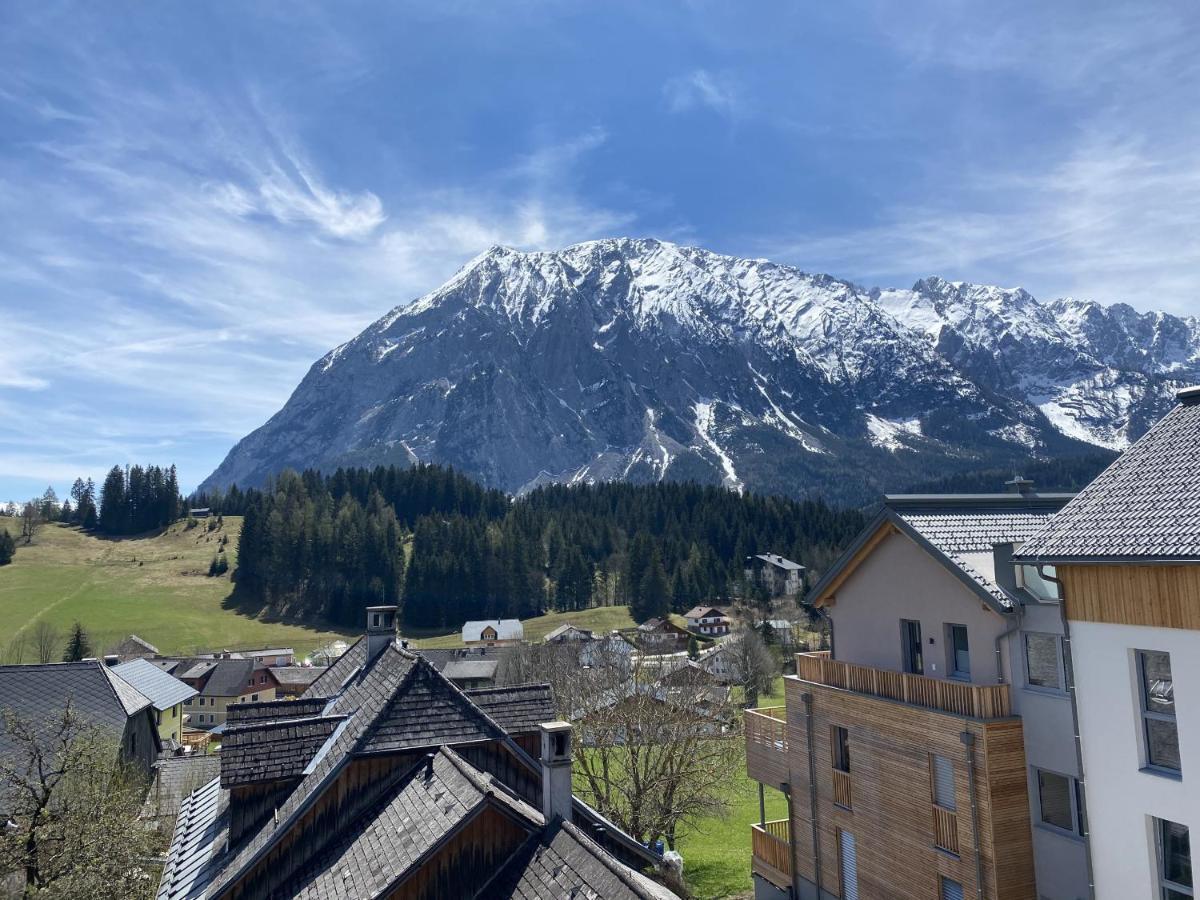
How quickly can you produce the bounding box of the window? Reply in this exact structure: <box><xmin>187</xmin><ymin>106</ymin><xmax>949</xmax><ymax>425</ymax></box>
<box><xmin>1156</xmin><ymin>818</ymin><xmax>1192</xmax><ymax>899</ymax></box>
<box><xmin>199</xmin><ymin>697</ymin><xmax>205</xmax><ymax>706</ymax></box>
<box><xmin>947</xmin><ymin>624</ymin><xmax>970</xmax><ymax>679</ymax></box>
<box><xmin>940</xmin><ymin>877</ymin><xmax>965</xmax><ymax>900</ymax></box>
<box><xmin>251</xmin><ymin>694</ymin><xmax>259</xmax><ymax>702</ymax></box>
<box><xmin>1024</xmin><ymin>633</ymin><xmax>1064</xmax><ymax>691</ymax></box>
<box><xmin>1035</xmin><ymin>769</ymin><xmax>1083</xmax><ymax>835</ymax></box>
<box><xmin>931</xmin><ymin>754</ymin><xmax>956</xmax><ymax>811</ymax></box>
<box><xmin>1140</xmin><ymin>651</ymin><xmax>1180</xmax><ymax>773</ymax></box>
<box><xmin>901</xmin><ymin>619</ymin><xmax>923</xmax><ymax>675</ymax></box>
<box><xmin>831</xmin><ymin>726</ymin><xmax>850</xmax><ymax>772</ymax></box>
<box><xmin>155</xmin><ymin>710</ymin><xmax>162</xmax><ymax>726</ymax></box>
<box><xmin>130</xmin><ymin>731</ymin><xmax>136</xmax><ymax>754</ymax></box>
<box><xmin>171</xmin><ymin>706</ymin><xmax>177</xmax><ymax>719</ymax></box>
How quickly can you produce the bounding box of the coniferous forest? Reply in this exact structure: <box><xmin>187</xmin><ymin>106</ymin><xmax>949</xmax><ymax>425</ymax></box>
<box><xmin>194</xmin><ymin>465</ymin><xmax>867</xmax><ymax>629</ymax></box>
<box><xmin>97</xmin><ymin>464</ymin><xmax>183</xmax><ymax>536</ymax></box>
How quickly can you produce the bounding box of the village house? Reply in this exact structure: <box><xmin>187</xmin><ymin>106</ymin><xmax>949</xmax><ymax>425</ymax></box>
<box><xmin>744</xmin><ymin>553</ymin><xmax>805</xmax><ymax>598</ymax></box>
<box><xmin>267</xmin><ymin>666</ymin><xmax>323</xmax><ymax>698</ymax></box>
<box><xmin>177</xmin><ymin>657</ymin><xmax>280</xmax><ymax>730</ymax></box>
<box><xmin>684</xmin><ymin>605</ymin><xmax>732</xmax><ymax>636</ymax></box>
<box><xmin>109</xmin><ymin>633</ymin><xmax>161</xmax><ymax>662</ymax></box>
<box><xmin>544</xmin><ymin>623</ymin><xmax>595</xmax><ymax>643</ymax></box>
<box><xmin>745</xmin><ymin>479</ymin><xmax>1085</xmax><ymax>900</ymax></box>
<box><xmin>418</xmin><ymin>646</ymin><xmax>509</xmax><ymax>690</ymax></box>
<box><xmin>156</xmin><ymin>606</ymin><xmax>682</xmax><ymax>900</ymax></box>
<box><xmin>1016</xmin><ymin>385</ymin><xmax>1200</xmax><ymax>900</ymax></box>
<box><xmin>462</xmin><ymin>618</ymin><xmax>524</xmax><ymax>646</ymax></box>
<box><xmin>632</xmin><ymin>617</ymin><xmax>690</xmax><ymax>652</ymax></box>
<box><xmin>0</xmin><ymin>661</ymin><xmax>160</xmax><ymax>800</ymax></box>
<box><xmin>112</xmin><ymin>657</ymin><xmax>197</xmax><ymax>744</ymax></box>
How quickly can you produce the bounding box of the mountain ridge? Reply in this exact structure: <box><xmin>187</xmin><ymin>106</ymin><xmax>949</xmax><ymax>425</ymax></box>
<box><xmin>201</xmin><ymin>237</ymin><xmax>1200</xmax><ymax>504</ymax></box>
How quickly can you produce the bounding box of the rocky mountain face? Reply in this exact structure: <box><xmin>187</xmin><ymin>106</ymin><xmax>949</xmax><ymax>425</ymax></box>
<box><xmin>202</xmin><ymin>239</ymin><xmax>1200</xmax><ymax>504</ymax></box>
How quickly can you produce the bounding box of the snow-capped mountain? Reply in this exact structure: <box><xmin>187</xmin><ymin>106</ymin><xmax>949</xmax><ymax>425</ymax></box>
<box><xmin>201</xmin><ymin>238</ymin><xmax>1200</xmax><ymax>503</ymax></box>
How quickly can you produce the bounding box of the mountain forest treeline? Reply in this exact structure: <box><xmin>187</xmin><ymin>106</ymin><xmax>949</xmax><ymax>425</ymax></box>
<box><xmin>193</xmin><ymin>465</ymin><xmax>866</xmax><ymax>629</ymax></box>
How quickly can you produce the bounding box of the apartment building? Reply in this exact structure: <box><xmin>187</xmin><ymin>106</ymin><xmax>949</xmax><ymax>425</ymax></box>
<box><xmin>746</xmin><ymin>481</ymin><xmax>1089</xmax><ymax>900</ymax></box>
<box><xmin>1017</xmin><ymin>385</ymin><xmax>1200</xmax><ymax>900</ymax></box>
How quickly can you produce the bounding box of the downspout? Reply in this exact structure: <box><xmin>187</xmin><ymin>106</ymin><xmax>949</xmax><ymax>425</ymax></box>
<box><xmin>993</xmin><ymin>606</ymin><xmax>1023</xmax><ymax>684</ymax></box>
<box><xmin>1040</xmin><ymin>564</ymin><xmax>1097</xmax><ymax>900</ymax></box>
<box><xmin>959</xmin><ymin>732</ymin><xmax>985</xmax><ymax>900</ymax></box>
<box><xmin>783</xmin><ymin>783</ymin><xmax>797</xmax><ymax>900</ymax></box>
<box><xmin>802</xmin><ymin>692</ymin><xmax>822</xmax><ymax>899</ymax></box>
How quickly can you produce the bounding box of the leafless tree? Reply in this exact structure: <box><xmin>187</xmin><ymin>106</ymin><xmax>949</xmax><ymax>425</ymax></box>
<box><xmin>1</xmin><ymin>632</ymin><xmax>28</xmax><ymax>665</ymax></box>
<box><xmin>18</xmin><ymin>502</ymin><xmax>43</xmax><ymax>546</ymax></box>
<box><xmin>31</xmin><ymin>622</ymin><xmax>61</xmax><ymax>665</ymax></box>
<box><xmin>725</xmin><ymin>625</ymin><xmax>780</xmax><ymax>707</ymax></box>
<box><xmin>502</xmin><ymin>639</ymin><xmax>741</xmax><ymax>850</ymax></box>
<box><xmin>0</xmin><ymin>703</ymin><xmax>161</xmax><ymax>899</ymax></box>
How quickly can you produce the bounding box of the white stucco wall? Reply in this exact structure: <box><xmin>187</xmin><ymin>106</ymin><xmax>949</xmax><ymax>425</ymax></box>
<box><xmin>1071</xmin><ymin>620</ymin><xmax>1199</xmax><ymax>900</ymax></box>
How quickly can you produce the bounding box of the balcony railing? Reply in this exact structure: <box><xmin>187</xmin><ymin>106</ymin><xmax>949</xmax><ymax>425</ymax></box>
<box><xmin>745</xmin><ymin>706</ymin><xmax>788</xmax><ymax>750</ymax></box>
<box><xmin>933</xmin><ymin>804</ymin><xmax>959</xmax><ymax>855</ymax></box>
<box><xmin>832</xmin><ymin>768</ymin><xmax>852</xmax><ymax>810</ymax></box>
<box><xmin>751</xmin><ymin>818</ymin><xmax>792</xmax><ymax>880</ymax></box>
<box><xmin>795</xmin><ymin>652</ymin><xmax>1011</xmax><ymax>719</ymax></box>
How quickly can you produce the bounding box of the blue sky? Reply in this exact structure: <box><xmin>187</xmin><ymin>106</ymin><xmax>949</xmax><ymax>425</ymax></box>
<box><xmin>3</xmin><ymin>0</ymin><xmax>1200</xmax><ymax>501</ymax></box>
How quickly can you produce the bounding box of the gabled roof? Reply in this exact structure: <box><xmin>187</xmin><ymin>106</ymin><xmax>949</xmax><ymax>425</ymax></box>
<box><xmin>748</xmin><ymin>553</ymin><xmax>804</xmax><ymax>571</ymax></box>
<box><xmin>110</xmin><ymin>634</ymin><xmax>160</xmax><ymax>658</ymax></box>
<box><xmin>197</xmin><ymin>659</ymin><xmax>257</xmax><ymax>698</ymax></box>
<box><xmin>808</xmin><ymin>491</ymin><xmax>1072</xmax><ymax>613</ymax></box>
<box><xmin>268</xmin><ymin>666</ymin><xmax>323</xmax><ymax>689</ymax></box>
<box><xmin>462</xmin><ymin>618</ymin><xmax>524</xmax><ymax>641</ymax></box>
<box><xmin>1018</xmin><ymin>389</ymin><xmax>1200</xmax><ymax>562</ymax></box>
<box><xmin>0</xmin><ymin>661</ymin><xmax>151</xmax><ymax>766</ymax></box>
<box><xmin>465</xmin><ymin>684</ymin><xmax>556</xmax><ymax>734</ymax></box>
<box><xmin>442</xmin><ymin>658</ymin><xmax>499</xmax><ymax>682</ymax></box>
<box><xmin>113</xmin><ymin>658</ymin><xmax>198</xmax><ymax>711</ymax></box>
<box><xmin>683</xmin><ymin>605</ymin><xmax>728</xmax><ymax>620</ymax></box>
<box><xmin>220</xmin><ymin>715</ymin><xmax>347</xmax><ymax>788</ymax></box>
<box><xmin>485</xmin><ymin>818</ymin><xmax>680</xmax><ymax>900</ymax></box>
<box><xmin>282</xmin><ymin>748</ymin><xmax>542</xmax><ymax>900</ymax></box>
<box><xmin>544</xmin><ymin>623</ymin><xmax>595</xmax><ymax>641</ymax></box>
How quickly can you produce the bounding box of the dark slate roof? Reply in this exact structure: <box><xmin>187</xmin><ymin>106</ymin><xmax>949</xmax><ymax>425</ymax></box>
<box><xmin>465</xmin><ymin>684</ymin><xmax>556</xmax><ymax>735</ymax></box>
<box><xmin>301</xmin><ymin>637</ymin><xmax>367</xmax><ymax>699</ymax></box>
<box><xmin>416</xmin><ymin>645</ymin><xmax>510</xmax><ymax>673</ymax></box>
<box><xmin>110</xmin><ymin>634</ymin><xmax>160</xmax><ymax>658</ymax></box>
<box><xmin>225</xmin><ymin>697</ymin><xmax>329</xmax><ymax>725</ymax></box>
<box><xmin>114</xmin><ymin>658</ymin><xmax>198</xmax><ymax>711</ymax></box>
<box><xmin>220</xmin><ymin>715</ymin><xmax>346</xmax><ymax>787</ymax></box>
<box><xmin>360</xmin><ymin>660</ymin><xmax>504</xmax><ymax>754</ymax></box>
<box><xmin>283</xmin><ymin>748</ymin><xmax>542</xmax><ymax>900</ymax></box>
<box><xmin>1018</xmin><ymin>392</ymin><xmax>1200</xmax><ymax>561</ymax></box>
<box><xmin>486</xmin><ymin>819</ymin><xmax>678</xmax><ymax>900</ymax></box>
<box><xmin>198</xmin><ymin>659</ymin><xmax>256</xmax><ymax>698</ymax></box>
<box><xmin>145</xmin><ymin>754</ymin><xmax>222</xmax><ymax>819</ymax></box>
<box><xmin>0</xmin><ymin>661</ymin><xmax>150</xmax><ymax>747</ymax></box>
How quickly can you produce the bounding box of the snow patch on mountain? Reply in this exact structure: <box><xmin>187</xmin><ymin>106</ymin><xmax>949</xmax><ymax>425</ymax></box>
<box><xmin>864</xmin><ymin>414</ymin><xmax>922</xmax><ymax>452</ymax></box>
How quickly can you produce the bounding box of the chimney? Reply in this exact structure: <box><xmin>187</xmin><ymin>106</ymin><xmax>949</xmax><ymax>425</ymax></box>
<box><xmin>103</xmin><ymin>654</ymin><xmax>120</xmax><ymax>667</ymax></box>
<box><xmin>365</xmin><ymin>605</ymin><xmax>398</xmax><ymax>662</ymax></box>
<box><xmin>992</xmin><ymin>542</ymin><xmax>1018</xmax><ymax>595</ymax></box>
<box><xmin>539</xmin><ymin>721</ymin><xmax>574</xmax><ymax>824</ymax></box>
<box><xmin>1005</xmin><ymin>476</ymin><xmax>1034</xmax><ymax>495</ymax></box>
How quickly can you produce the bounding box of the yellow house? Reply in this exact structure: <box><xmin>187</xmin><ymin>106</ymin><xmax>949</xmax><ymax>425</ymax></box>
<box><xmin>112</xmin><ymin>657</ymin><xmax>197</xmax><ymax>744</ymax></box>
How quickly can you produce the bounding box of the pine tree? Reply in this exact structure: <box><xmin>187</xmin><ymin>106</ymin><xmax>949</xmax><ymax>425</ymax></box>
<box><xmin>0</xmin><ymin>529</ymin><xmax>15</xmax><ymax>565</ymax></box>
<box><xmin>63</xmin><ymin>621</ymin><xmax>92</xmax><ymax>662</ymax></box>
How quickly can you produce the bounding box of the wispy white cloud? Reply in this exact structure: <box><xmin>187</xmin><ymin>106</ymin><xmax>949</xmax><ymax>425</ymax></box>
<box><xmin>663</xmin><ymin>69</ymin><xmax>741</xmax><ymax>117</ymax></box>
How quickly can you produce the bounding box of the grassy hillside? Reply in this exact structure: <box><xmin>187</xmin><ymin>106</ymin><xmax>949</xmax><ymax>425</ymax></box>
<box><xmin>409</xmin><ymin>605</ymin><xmax>646</xmax><ymax>648</ymax></box>
<box><xmin>0</xmin><ymin>517</ymin><xmax>353</xmax><ymax>660</ymax></box>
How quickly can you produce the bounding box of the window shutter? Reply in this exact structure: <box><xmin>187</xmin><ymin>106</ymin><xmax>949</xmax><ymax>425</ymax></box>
<box><xmin>839</xmin><ymin>830</ymin><xmax>859</xmax><ymax>900</ymax></box>
<box><xmin>932</xmin><ymin>754</ymin><xmax>956</xmax><ymax>811</ymax></box>
<box><xmin>941</xmin><ymin>877</ymin><xmax>965</xmax><ymax>900</ymax></box>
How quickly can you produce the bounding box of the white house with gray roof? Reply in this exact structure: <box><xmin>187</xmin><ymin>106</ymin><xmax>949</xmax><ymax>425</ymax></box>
<box><xmin>1017</xmin><ymin>385</ymin><xmax>1200</xmax><ymax>900</ymax></box>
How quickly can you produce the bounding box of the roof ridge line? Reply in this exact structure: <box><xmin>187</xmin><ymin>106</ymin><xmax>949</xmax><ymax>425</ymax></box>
<box><xmin>559</xmin><ymin>820</ymin><xmax>662</xmax><ymax>900</ymax></box>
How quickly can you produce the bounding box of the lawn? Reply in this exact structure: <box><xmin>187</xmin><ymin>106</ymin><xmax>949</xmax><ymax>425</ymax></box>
<box><xmin>0</xmin><ymin>517</ymin><xmax>353</xmax><ymax>659</ymax></box>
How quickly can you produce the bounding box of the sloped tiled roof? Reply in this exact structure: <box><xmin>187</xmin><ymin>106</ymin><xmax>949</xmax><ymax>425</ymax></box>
<box><xmin>462</xmin><ymin>619</ymin><xmax>523</xmax><ymax>641</ymax></box>
<box><xmin>465</xmin><ymin>684</ymin><xmax>556</xmax><ymax>734</ymax></box>
<box><xmin>0</xmin><ymin>661</ymin><xmax>150</xmax><ymax>743</ymax></box>
<box><xmin>225</xmin><ymin>697</ymin><xmax>329</xmax><ymax>725</ymax></box>
<box><xmin>301</xmin><ymin>637</ymin><xmax>367</xmax><ymax>699</ymax></box>
<box><xmin>114</xmin><ymin>658</ymin><xmax>197</xmax><ymax>711</ymax></box>
<box><xmin>156</xmin><ymin>776</ymin><xmax>228</xmax><ymax>900</ymax></box>
<box><xmin>220</xmin><ymin>715</ymin><xmax>346</xmax><ymax>787</ymax></box>
<box><xmin>1019</xmin><ymin>391</ymin><xmax>1200</xmax><ymax>561</ymax></box>
<box><xmin>361</xmin><ymin>661</ymin><xmax>503</xmax><ymax>754</ymax></box>
<box><xmin>283</xmin><ymin>748</ymin><xmax>542</xmax><ymax>899</ymax></box>
<box><xmin>269</xmin><ymin>666</ymin><xmax>323</xmax><ymax>689</ymax></box>
<box><xmin>486</xmin><ymin>819</ymin><xmax>679</xmax><ymax>900</ymax></box>
<box><xmin>198</xmin><ymin>659</ymin><xmax>257</xmax><ymax>698</ymax></box>
<box><xmin>110</xmin><ymin>634</ymin><xmax>160</xmax><ymax>658</ymax></box>
<box><xmin>442</xmin><ymin>658</ymin><xmax>499</xmax><ymax>682</ymax></box>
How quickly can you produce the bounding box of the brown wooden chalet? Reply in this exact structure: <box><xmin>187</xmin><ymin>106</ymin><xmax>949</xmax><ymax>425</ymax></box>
<box><xmin>156</xmin><ymin>606</ymin><xmax>680</xmax><ymax>900</ymax></box>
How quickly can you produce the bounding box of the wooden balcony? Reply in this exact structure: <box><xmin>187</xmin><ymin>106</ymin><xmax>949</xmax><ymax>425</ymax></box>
<box><xmin>933</xmin><ymin>804</ymin><xmax>959</xmax><ymax>855</ymax></box>
<box><xmin>751</xmin><ymin>818</ymin><xmax>792</xmax><ymax>889</ymax></box>
<box><xmin>745</xmin><ymin>706</ymin><xmax>789</xmax><ymax>788</ymax></box>
<box><xmin>832</xmin><ymin>768</ymin><xmax>852</xmax><ymax>810</ymax></box>
<box><xmin>795</xmin><ymin>651</ymin><xmax>1012</xmax><ymax>719</ymax></box>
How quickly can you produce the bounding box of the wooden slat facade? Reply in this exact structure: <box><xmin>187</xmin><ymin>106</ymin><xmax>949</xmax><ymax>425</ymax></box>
<box><xmin>745</xmin><ymin>707</ymin><xmax>790</xmax><ymax>790</ymax></box>
<box><xmin>751</xmin><ymin>819</ymin><xmax>793</xmax><ymax>889</ymax></box>
<box><xmin>776</xmin><ymin>674</ymin><xmax>1035</xmax><ymax>900</ymax></box>
<box><xmin>1060</xmin><ymin>564</ymin><xmax>1200</xmax><ymax>629</ymax></box>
